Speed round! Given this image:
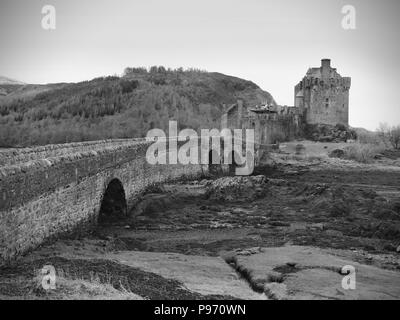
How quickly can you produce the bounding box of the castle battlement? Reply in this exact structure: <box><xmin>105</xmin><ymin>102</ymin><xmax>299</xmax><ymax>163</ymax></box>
<box><xmin>295</xmin><ymin>76</ymin><xmax>351</xmax><ymax>91</ymax></box>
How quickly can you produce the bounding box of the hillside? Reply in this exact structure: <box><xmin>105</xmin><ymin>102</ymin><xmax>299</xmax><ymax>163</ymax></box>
<box><xmin>0</xmin><ymin>67</ymin><xmax>275</xmax><ymax>147</ymax></box>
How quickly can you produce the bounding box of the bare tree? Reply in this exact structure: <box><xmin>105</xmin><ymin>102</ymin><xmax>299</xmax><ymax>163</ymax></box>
<box><xmin>388</xmin><ymin>125</ymin><xmax>400</xmax><ymax>149</ymax></box>
<box><xmin>377</xmin><ymin>122</ymin><xmax>400</xmax><ymax>149</ymax></box>
<box><xmin>377</xmin><ymin>122</ymin><xmax>390</xmax><ymax>147</ymax></box>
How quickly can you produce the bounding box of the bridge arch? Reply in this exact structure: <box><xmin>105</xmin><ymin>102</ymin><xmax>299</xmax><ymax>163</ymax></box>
<box><xmin>228</xmin><ymin>150</ymin><xmax>241</xmax><ymax>175</ymax></box>
<box><xmin>98</xmin><ymin>178</ymin><xmax>127</xmax><ymax>224</ymax></box>
<box><xmin>208</xmin><ymin>149</ymin><xmax>221</xmax><ymax>175</ymax></box>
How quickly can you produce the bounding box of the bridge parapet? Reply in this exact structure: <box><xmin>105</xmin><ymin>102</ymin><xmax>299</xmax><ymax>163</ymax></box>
<box><xmin>0</xmin><ymin>138</ymin><xmax>147</xmax><ymax>167</ymax></box>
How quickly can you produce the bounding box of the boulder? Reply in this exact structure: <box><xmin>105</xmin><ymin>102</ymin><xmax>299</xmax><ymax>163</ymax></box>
<box><xmin>205</xmin><ymin>175</ymin><xmax>268</xmax><ymax>202</ymax></box>
<box><xmin>329</xmin><ymin>149</ymin><xmax>345</xmax><ymax>158</ymax></box>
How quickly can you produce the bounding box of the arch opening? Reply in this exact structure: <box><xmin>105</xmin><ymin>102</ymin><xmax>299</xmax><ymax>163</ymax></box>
<box><xmin>228</xmin><ymin>151</ymin><xmax>241</xmax><ymax>175</ymax></box>
<box><xmin>208</xmin><ymin>149</ymin><xmax>220</xmax><ymax>175</ymax></box>
<box><xmin>98</xmin><ymin>178</ymin><xmax>127</xmax><ymax>224</ymax></box>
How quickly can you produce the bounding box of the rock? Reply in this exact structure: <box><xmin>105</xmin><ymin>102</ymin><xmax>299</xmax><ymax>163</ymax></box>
<box><xmin>374</xmin><ymin>153</ymin><xmax>384</xmax><ymax>160</ymax></box>
<box><xmin>295</xmin><ymin>144</ymin><xmax>306</xmax><ymax>155</ymax></box>
<box><xmin>329</xmin><ymin>149</ymin><xmax>345</xmax><ymax>159</ymax></box>
<box><xmin>269</xmin><ymin>221</ymin><xmax>291</xmax><ymax>227</ymax></box>
<box><xmin>131</xmin><ymin>193</ymin><xmax>175</xmax><ymax>217</ymax></box>
<box><xmin>231</xmin><ymin>208</ymin><xmax>248</xmax><ymax>215</ymax></box>
<box><xmin>250</xmin><ymin>247</ymin><xmax>263</xmax><ymax>254</ymax></box>
<box><xmin>397</xmin><ymin>245</ymin><xmax>400</xmax><ymax>253</ymax></box>
<box><xmin>237</xmin><ymin>250</ymin><xmax>252</xmax><ymax>256</ymax></box>
<box><xmin>236</xmin><ymin>247</ymin><xmax>262</xmax><ymax>256</ymax></box>
<box><xmin>325</xmin><ymin>230</ymin><xmax>344</xmax><ymax>237</ymax></box>
<box><xmin>320</xmin><ymin>135</ymin><xmax>334</xmax><ymax>142</ymax></box>
<box><xmin>217</xmin><ymin>211</ymin><xmax>232</xmax><ymax>217</ymax></box>
<box><xmin>205</xmin><ymin>175</ymin><xmax>268</xmax><ymax>202</ymax></box>
<box><xmin>264</xmin><ymin>282</ymin><xmax>287</xmax><ymax>300</ymax></box>
<box><xmin>329</xmin><ymin>200</ymin><xmax>351</xmax><ymax>217</ymax></box>
<box><xmin>232</xmin><ymin>246</ymin><xmax>400</xmax><ymax>299</ymax></box>
<box><xmin>391</xmin><ymin>201</ymin><xmax>400</xmax><ymax>214</ymax></box>
<box><xmin>267</xmin><ymin>178</ymin><xmax>287</xmax><ymax>186</ymax></box>
<box><xmin>306</xmin><ymin>123</ymin><xmax>357</xmax><ymax>142</ymax></box>
<box><xmin>199</xmin><ymin>179</ymin><xmax>210</xmax><ymax>185</ymax></box>
<box><xmin>308</xmin><ymin>223</ymin><xmax>324</xmax><ymax>231</ymax></box>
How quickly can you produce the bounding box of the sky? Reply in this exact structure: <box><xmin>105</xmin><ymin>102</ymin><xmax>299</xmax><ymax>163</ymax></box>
<box><xmin>0</xmin><ymin>0</ymin><xmax>399</xmax><ymax>130</ymax></box>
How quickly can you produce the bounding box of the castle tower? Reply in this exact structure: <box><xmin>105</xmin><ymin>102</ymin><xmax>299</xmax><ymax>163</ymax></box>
<box><xmin>294</xmin><ymin>59</ymin><xmax>351</xmax><ymax>126</ymax></box>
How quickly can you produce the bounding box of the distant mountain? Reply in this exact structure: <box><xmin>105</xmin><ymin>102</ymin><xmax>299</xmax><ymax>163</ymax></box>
<box><xmin>0</xmin><ymin>67</ymin><xmax>276</xmax><ymax>147</ymax></box>
<box><xmin>0</xmin><ymin>76</ymin><xmax>25</xmax><ymax>85</ymax></box>
<box><xmin>0</xmin><ymin>76</ymin><xmax>26</xmax><ymax>98</ymax></box>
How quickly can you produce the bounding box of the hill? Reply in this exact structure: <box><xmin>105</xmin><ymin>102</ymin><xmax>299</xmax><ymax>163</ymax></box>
<box><xmin>0</xmin><ymin>67</ymin><xmax>275</xmax><ymax>147</ymax></box>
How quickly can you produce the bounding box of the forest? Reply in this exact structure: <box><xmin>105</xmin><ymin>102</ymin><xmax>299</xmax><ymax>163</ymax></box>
<box><xmin>0</xmin><ymin>67</ymin><xmax>274</xmax><ymax>147</ymax></box>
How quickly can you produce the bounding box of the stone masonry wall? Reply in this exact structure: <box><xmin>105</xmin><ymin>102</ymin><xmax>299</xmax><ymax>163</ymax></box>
<box><xmin>307</xmin><ymin>85</ymin><xmax>349</xmax><ymax>126</ymax></box>
<box><xmin>243</xmin><ymin>113</ymin><xmax>303</xmax><ymax>145</ymax></box>
<box><xmin>0</xmin><ymin>138</ymin><xmax>147</xmax><ymax>167</ymax></box>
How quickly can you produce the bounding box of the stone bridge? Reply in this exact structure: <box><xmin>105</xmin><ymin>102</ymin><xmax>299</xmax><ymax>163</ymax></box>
<box><xmin>0</xmin><ymin>138</ymin><xmax>229</xmax><ymax>265</ymax></box>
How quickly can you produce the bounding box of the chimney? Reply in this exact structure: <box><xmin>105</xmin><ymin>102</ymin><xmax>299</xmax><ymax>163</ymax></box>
<box><xmin>321</xmin><ymin>59</ymin><xmax>331</xmax><ymax>78</ymax></box>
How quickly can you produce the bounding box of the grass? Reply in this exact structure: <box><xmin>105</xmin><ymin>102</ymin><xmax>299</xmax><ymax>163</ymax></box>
<box><xmin>34</xmin><ymin>275</ymin><xmax>143</xmax><ymax>300</ymax></box>
<box><xmin>0</xmin><ymin>268</ymin><xmax>143</xmax><ymax>300</ymax></box>
<box><xmin>0</xmin><ymin>256</ymin><xmax>225</xmax><ymax>300</ymax></box>
<box><xmin>342</xmin><ymin>143</ymin><xmax>384</xmax><ymax>163</ymax></box>
<box><xmin>275</xmin><ymin>140</ymin><xmax>393</xmax><ymax>165</ymax></box>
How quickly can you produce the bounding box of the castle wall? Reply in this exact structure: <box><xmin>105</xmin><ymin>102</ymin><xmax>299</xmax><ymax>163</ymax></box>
<box><xmin>307</xmin><ymin>81</ymin><xmax>349</xmax><ymax>125</ymax></box>
<box><xmin>243</xmin><ymin>113</ymin><xmax>303</xmax><ymax>145</ymax></box>
<box><xmin>221</xmin><ymin>102</ymin><xmax>303</xmax><ymax>147</ymax></box>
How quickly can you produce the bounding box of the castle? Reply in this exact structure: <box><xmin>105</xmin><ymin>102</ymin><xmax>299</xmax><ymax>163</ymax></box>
<box><xmin>221</xmin><ymin>59</ymin><xmax>351</xmax><ymax>146</ymax></box>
